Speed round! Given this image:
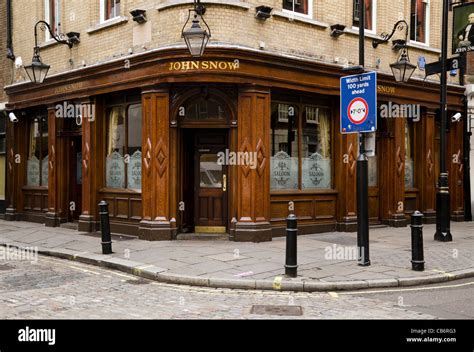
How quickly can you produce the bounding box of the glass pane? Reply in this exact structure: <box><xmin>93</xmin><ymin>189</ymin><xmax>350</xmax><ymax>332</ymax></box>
<box><xmin>200</xmin><ymin>154</ymin><xmax>222</xmax><ymax>189</ymax></box>
<box><xmin>76</xmin><ymin>152</ymin><xmax>82</xmax><ymax>185</ymax></box>
<box><xmin>127</xmin><ymin>104</ymin><xmax>142</xmax><ymax>190</ymax></box>
<box><xmin>270</xmin><ymin>103</ymin><xmax>299</xmax><ymax>190</ymax></box>
<box><xmin>410</xmin><ymin>0</ymin><xmax>427</xmax><ymax>43</ymax></box>
<box><xmin>185</xmin><ymin>98</ymin><xmax>225</xmax><ymax>120</ymax></box>
<box><xmin>302</xmin><ymin>107</ymin><xmax>332</xmax><ymax>189</ymax></box>
<box><xmin>41</xmin><ymin>155</ymin><xmax>49</xmax><ymax>187</ymax></box>
<box><xmin>368</xmin><ymin>156</ymin><xmax>378</xmax><ymax>187</ymax></box>
<box><xmin>283</xmin><ymin>0</ymin><xmax>309</xmax><ymax>15</ymax></box>
<box><xmin>106</xmin><ymin>107</ymin><xmax>125</xmax><ymax>188</ymax></box>
<box><xmin>353</xmin><ymin>0</ymin><xmax>373</xmax><ymax>30</ymax></box>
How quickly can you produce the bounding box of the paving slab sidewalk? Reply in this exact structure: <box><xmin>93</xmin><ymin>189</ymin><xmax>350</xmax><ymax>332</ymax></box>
<box><xmin>0</xmin><ymin>220</ymin><xmax>473</xmax><ymax>292</ymax></box>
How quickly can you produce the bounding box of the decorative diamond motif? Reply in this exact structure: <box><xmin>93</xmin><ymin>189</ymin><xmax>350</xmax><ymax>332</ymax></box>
<box><xmin>256</xmin><ymin>138</ymin><xmax>266</xmax><ymax>177</ymax></box>
<box><xmin>82</xmin><ymin>143</ymin><xmax>90</xmax><ymax>175</ymax></box>
<box><xmin>396</xmin><ymin>146</ymin><xmax>404</xmax><ymax>176</ymax></box>
<box><xmin>143</xmin><ymin>138</ymin><xmax>152</xmax><ymax>175</ymax></box>
<box><xmin>240</xmin><ymin>138</ymin><xmax>251</xmax><ymax>177</ymax></box>
<box><xmin>348</xmin><ymin>143</ymin><xmax>356</xmax><ymax>176</ymax></box>
<box><xmin>427</xmin><ymin>149</ymin><xmax>433</xmax><ymax>177</ymax></box>
<box><xmin>49</xmin><ymin>145</ymin><xmax>56</xmax><ymax>173</ymax></box>
<box><xmin>155</xmin><ymin>138</ymin><xmax>167</xmax><ymax>178</ymax></box>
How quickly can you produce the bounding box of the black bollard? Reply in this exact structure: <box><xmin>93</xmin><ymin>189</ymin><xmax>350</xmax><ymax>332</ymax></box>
<box><xmin>99</xmin><ymin>200</ymin><xmax>112</xmax><ymax>254</ymax></box>
<box><xmin>285</xmin><ymin>214</ymin><xmax>298</xmax><ymax>278</ymax></box>
<box><xmin>411</xmin><ymin>211</ymin><xmax>425</xmax><ymax>271</ymax></box>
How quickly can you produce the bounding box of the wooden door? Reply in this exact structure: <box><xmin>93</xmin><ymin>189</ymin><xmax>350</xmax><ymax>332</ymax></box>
<box><xmin>194</xmin><ymin>132</ymin><xmax>228</xmax><ymax>232</ymax></box>
<box><xmin>68</xmin><ymin>136</ymin><xmax>82</xmax><ymax>221</ymax></box>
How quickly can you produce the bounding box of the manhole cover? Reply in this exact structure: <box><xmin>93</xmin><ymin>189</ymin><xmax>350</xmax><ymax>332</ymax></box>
<box><xmin>125</xmin><ymin>279</ymin><xmax>150</xmax><ymax>285</ymax></box>
<box><xmin>250</xmin><ymin>305</ymin><xmax>303</xmax><ymax>316</ymax></box>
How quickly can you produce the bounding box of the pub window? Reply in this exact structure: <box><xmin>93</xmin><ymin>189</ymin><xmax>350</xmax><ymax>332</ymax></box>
<box><xmin>353</xmin><ymin>0</ymin><xmax>376</xmax><ymax>32</ymax></box>
<box><xmin>405</xmin><ymin>119</ymin><xmax>415</xmax><ymax>188</ymax></box>
<box><xmin>105</xmin><ymin>104</ymin><xmax>142</xmax><ymax>190</ymax></box>
<box><xmin>271</xmin><ymin>102</ymin><xmax>332</xmax><ymax>191</ymax></box>
<box><xmin>27</xmin><ymin>117</ymin><xmax>49</xmax><ymax>187</ymax></box>
<box><xmin>283</xmin><ymin>0</ymin><xmax>312</xmax><ymax>17</ymax></box>
<box><xmin>101</xmin><ymin>0</ymin><xmax>121</xmax><ymax>22</ymax></box>
<box><xmin>44</xmin><ymin>0</ymin><xmax>61</xmax><ymax>40</ymax></box>
<box><xmin>410</xmin><ymin>0</ymin><xmax>429</xmax><ymax>44</ymax></box>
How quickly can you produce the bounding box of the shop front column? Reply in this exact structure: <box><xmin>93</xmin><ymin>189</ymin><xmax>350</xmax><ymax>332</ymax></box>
<box><xmin>335</xmin><ymin>106</ymin><xmax>358</xmax><ymax>232</ymax></box>
<box><xmin>5</xmin><ymin>110</ymin><xmax>25</xmax><ymax>221</ymax></box>
<box><xmin>417</xmin><ymin>110</ymin><xmax>437</xmax><ymax>224</ymax></box>
<box><xmin>45</xmin><ymin>105</ymin><xmax>67</xmax><ymax>227</ymax></box>
<box><xmin>380</xmin><ymin>118</ymin><xmax>407</xmax><ymax>227</ymax></box>
<box><xmin>235</xmin><ymin>86</ymin><xmax>272</xmax><ymax>242</ymax></box>
<box><xmin>139</xmin><ymin>87</ymin><xmax>174</xmax><ymax>240</ymax></box>
<box><xmin>79</xmin><ymin>97</ymin><xmax>100</xmax><ymax>232</ymax></box>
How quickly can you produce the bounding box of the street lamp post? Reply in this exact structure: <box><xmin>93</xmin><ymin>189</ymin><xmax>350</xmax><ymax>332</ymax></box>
<box><xmin>24</xmin><ymin>21</ymin><xmax>74</xmax><ymax>84</ymax></box>
<box><xmin>434</xmin><ymin>0</ymin><xmax>453</xmax><ymax>242</ymax></box>
<box><xmin>181</xmin><ymin>0</ymin><xmax>211</xmax><ymax>57</ymax></box>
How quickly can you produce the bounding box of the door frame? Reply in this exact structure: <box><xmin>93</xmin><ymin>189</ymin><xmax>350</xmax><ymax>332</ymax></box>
<box><xmin>171</xmin><ymin>87</ymin><xmax>237</xmax><ymax>235</ymax></box>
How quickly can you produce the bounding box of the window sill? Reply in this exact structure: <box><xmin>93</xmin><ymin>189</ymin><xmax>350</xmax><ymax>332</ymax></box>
<box><xmin>22</xmin><ymin>185</ymin><xmax>49</xmax><ymax>191</ymax></box>
<box><xmin>87</xmin><ymin>16</ymin><xmax>129</xmax><ymax>35</ymax></box>
<box><xmin>272</xmin><ymin>10</ymin><xmax>329</xmax><ymax>29</ymax></box>
<box><xmin>344</xmin><ymin>28</ymin><xmax>382</xmax><ymax>41</ymax></box>
<box><xmin>157</xmin><ymin>0</ymin><xmax>251</xmax><ymax>11</ymax></box>
<box><xmin>99</xmin><ymin>187</ymin><xmax>142</xmax><ymax>195</ymax></box>
<box><xmin>407</xmin><ymin>41</ymin><xmax>440</xmax><ymax>54</ymax></box>
<box><xmin>39</xmin><ymin>39</ymin><xmax>62</xmax><ymax>50</ymax></box>
<box><xmin>271</xmin><ymin>189</ymin><xmax>338</xmax><ymax>196</ymax></box>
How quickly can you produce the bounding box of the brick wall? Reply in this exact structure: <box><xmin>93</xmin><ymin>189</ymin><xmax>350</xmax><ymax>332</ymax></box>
<box><xmin>0</xmin><ymin>0</ymin><xmax>10</xmax><ymax>102</ymax></box>
<box><xmin>7</xmin><ymin>0</ymin><xmax>458</xmax><ymax>87</ymax></box>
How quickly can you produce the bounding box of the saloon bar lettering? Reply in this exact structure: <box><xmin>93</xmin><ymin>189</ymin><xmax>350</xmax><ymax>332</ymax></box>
<box><xmin>168</xmin><ymin>60</ymin><xmax>240</xmax><ymax>71</ymax></box>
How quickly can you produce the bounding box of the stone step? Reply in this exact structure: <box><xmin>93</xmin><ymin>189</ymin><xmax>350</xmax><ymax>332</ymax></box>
<box><xmin>177</xmin><ymin>233</ymin><xmax>229</xmax><ymax>241</ymax></box>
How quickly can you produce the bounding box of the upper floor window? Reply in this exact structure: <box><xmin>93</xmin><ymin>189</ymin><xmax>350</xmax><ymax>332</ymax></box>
<box><xmin>45</xmin><ymin>0</ymin><xmax>60</xmax><ymax>41</ymax></box>
<box><xmin>283</xmin><ymin>0</ymin><xmax>312</xmax><ymax>18</ymax></box>
<box><xmin>101</xmin><ymin>0</ymin><xmax>121</xmax><ymax>22</ymax></box>
<box><xmin>410</xmin><ymin>0</ymin><xmax>429</xmax><ymax>44</ymax></box>
<box><xmin>353</xmin><ymin>0</ymin><xmax>376</xmax><ymax>32</ymax></box>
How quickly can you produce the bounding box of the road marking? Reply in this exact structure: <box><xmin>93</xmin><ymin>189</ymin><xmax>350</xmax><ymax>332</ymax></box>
<box><xmin>328</xmin><ymin>292</ymin><xmax>339</xmax><ymax>298</ymax></box>
<box><xmin>339</xmin><ymin>280</ymin><xmax>474</xmax><ymax>295</ymax></box>
<box><xmin>432</xmin><ymin>269</ymin><xmax>455</xmax><ymax>278</ymax></box>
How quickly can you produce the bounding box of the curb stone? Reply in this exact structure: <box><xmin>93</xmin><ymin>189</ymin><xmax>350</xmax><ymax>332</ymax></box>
<box><xmin>2</xmin><ymin>243</ymin><xmax>474</xmax><ymax>293</ymax></box>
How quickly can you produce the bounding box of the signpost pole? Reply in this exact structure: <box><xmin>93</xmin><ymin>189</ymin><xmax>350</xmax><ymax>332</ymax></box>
<box><xmin>435</xmin><ymin>0</ymin><xmax>452</xmax><ymax>242</ymax></box>
<box><xmin>357</xmin><ymin>0</ymin><xmax>370</xmax><ymax>266</ymax></box>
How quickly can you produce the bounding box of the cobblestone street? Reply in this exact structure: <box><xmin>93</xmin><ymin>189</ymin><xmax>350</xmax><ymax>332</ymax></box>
<box><xmin>0</xmin><ymin>255</ymin><xmax>439</xmax><ymax>319</ymax></box>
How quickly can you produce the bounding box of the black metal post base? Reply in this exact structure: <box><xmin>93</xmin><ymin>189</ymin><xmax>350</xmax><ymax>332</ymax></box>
<box><xmin>285</xmin><ymin>214</ymin><xmax>298</xmax><ymax>278</ymax></box>
<box><xmin>434</xmin><ymin>173</ymin><xmax>452</xmax><ymax>242</ymax></box>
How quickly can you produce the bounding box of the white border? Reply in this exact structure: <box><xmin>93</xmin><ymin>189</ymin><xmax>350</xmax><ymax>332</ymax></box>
<box><xmin>410</xmin><ymin>0</ymin><xmax>430</xmax><ymax>47</ymax></box>
<box><xmin>351</xmin><ymin>0</ymin><xmax>377</xmax><ymax>35</ymax></box>
<box><xmin>282</xmin><ymin>0</ymin><xmax>313</xmax><ymax>20</ymax></box>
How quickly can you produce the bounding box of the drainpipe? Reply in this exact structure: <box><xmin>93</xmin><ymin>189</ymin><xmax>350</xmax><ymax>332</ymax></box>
<box><xmin>6</xmin><ymin>0</ymin><xmax>15</xmax><ymax>60</ymax></box>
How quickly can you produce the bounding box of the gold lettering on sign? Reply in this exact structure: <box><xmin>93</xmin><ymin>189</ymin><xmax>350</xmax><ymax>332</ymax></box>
<box><xmin>377</xmin><ymin>85</ymin><xmax>396</xmax><ymax>95</ymax></box>
<box><xmin>54</xmin><ymin>82</ymin><xmax>84</xmax><ymax>95</ymax></box>
<box><xmin>168</xmin><ymin>60</ymin><xmax>240</xmax><ymax>71</ymax></box>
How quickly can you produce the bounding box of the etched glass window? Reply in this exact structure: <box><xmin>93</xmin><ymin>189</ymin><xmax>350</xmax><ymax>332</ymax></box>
<box><xmin>302</xmin><ymin>107</ymin><xmax>332</xmax><ymax>189</ymax></box>
<box><xmin>106</xmin><ymin>104</ymin><xmax>142</xmax><ymax>190</ymax></box>
<box><xmin>27</xmin><ymin>117</ymin><xmax>48</xmax><ymax>187</ymax></box>
<box><xmin>271</xmin><ymin>103</ymin><xmax>299</xmax><ymax>190</ymax></box>
<box><xmin>405</xmin><ymin>120</ymin><xmax>415</xmax><ymax>188</ymax></box>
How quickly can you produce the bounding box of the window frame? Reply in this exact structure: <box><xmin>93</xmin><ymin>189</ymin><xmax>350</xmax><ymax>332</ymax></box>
<box><xmin>100</xmin><ymin>0</ymin><xmax>121</xmax><ymax>23</ymax></box>
<box><xmin>270</xmin><ymin>99</ymin><xmax>334</xmax><ymax>193</ymax></box>
<box><xmin>410</xmin><ymin>0</ymin><xmax>430</xmax><ymax>46</ymax></box>
<box><xmin>282</xmin><ymin>0</ymin><xmax>313</xmax><ymax>19</ymax></box>
<box><xmin>44</xmin><ymin>0</ymin><xmax>61</xmax><ymax>41</ymax></box>
<box><xmin>104</xmin><ymin>102</ymin><xmax>142</xmax><ymax>192</ymax></box>
<box><xmin>352</xmin><ymin>0</ymin><xmax>377</xmax><ymax>35</ymax></box>
<box><xmin>26</xmin><ymin>116</ymin><xmax>49</xmax><ymax>188</ymax></box>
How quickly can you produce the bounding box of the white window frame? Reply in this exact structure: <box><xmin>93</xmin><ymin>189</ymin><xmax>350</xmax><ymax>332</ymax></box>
<box><xmin>282</xmin><ymin>0</ymin><xmax>313</xmax><ymax>19</ymax></box>
<box><xmin>352</xmin><ymin>0</ymin><xmax>377</xmax><ymax>35</ymax></box>
<box><xmin>410</xmin><ymin>0</ymin><xmax>430</xmax><ymax>46</ymax></box>
<box><xmin>100</xmin><ymin>0</ymin><xmax>121</xmax><ymax>23</ymax></box>
<box><xmin>44</xmin><ymin>0</ymin><xmax>61</xmax><ymax>41</ymax></box>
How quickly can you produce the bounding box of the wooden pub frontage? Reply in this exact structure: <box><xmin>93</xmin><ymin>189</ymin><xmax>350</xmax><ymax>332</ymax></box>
<box><xmin>5</xmin><ymin>48</ymin><xmax>466</xmax><ymax>242</ymax></box>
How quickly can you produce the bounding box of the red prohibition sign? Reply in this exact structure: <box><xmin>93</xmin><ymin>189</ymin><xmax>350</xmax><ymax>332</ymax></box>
<box><xmin>347</xmin><ymin>97</ymin><xmax>369</xmax><ymax>125</ymax></box>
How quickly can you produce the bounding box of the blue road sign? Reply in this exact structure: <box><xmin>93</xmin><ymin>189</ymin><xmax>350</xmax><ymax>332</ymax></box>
<box><xmin>340</xmin><ymin>72</ymin><xmax>377</xmax><ymax>134</ymax></box>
